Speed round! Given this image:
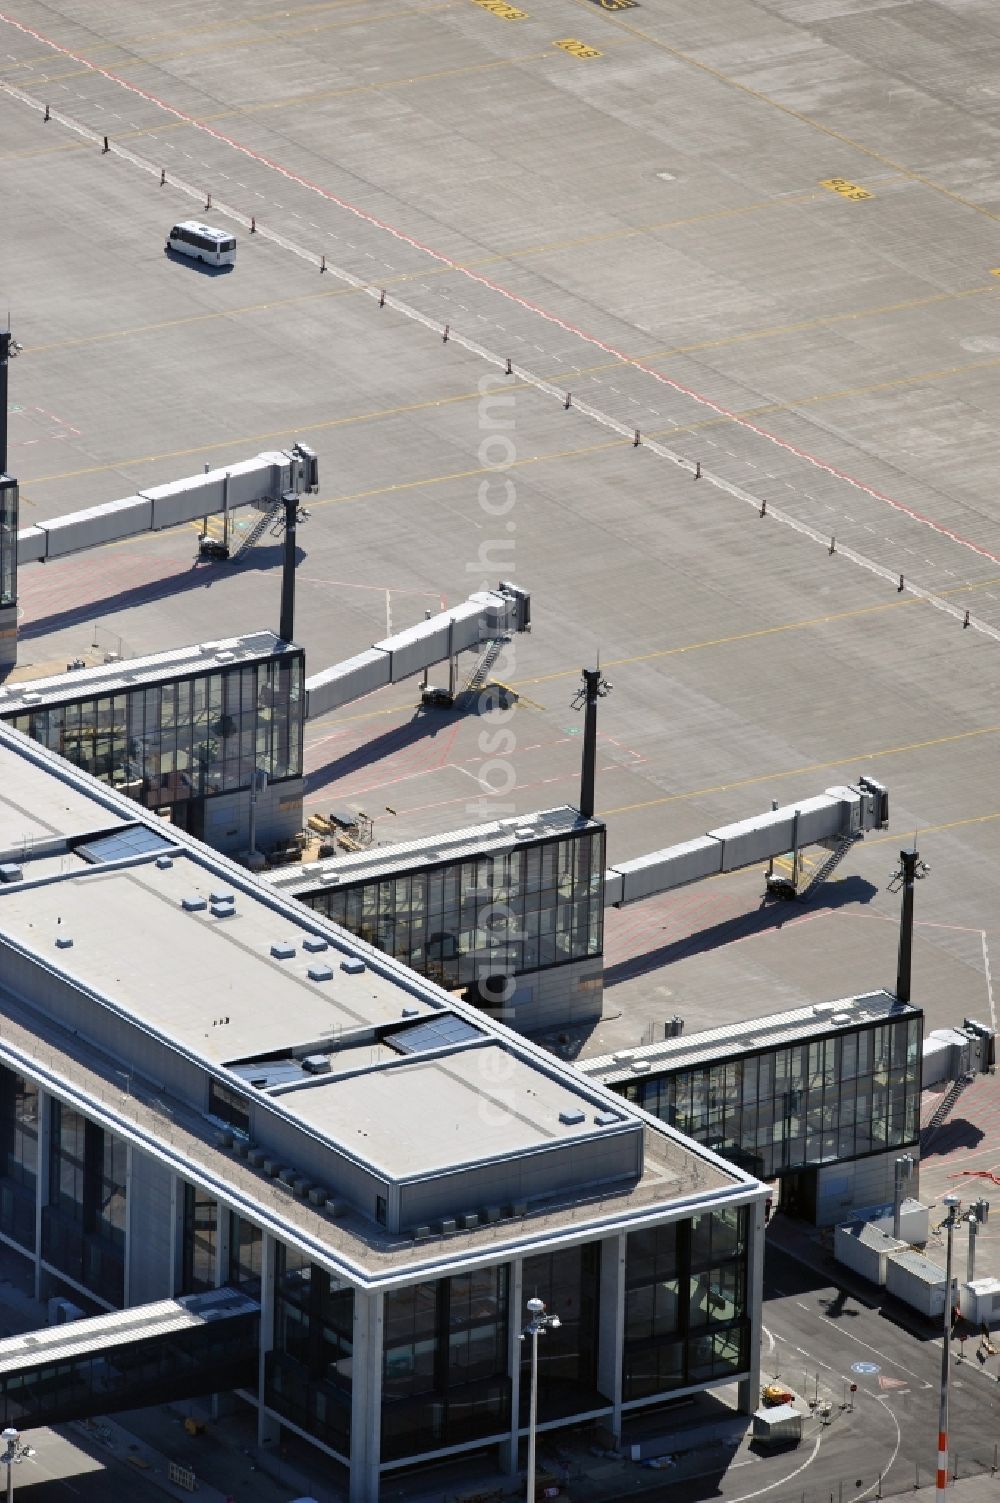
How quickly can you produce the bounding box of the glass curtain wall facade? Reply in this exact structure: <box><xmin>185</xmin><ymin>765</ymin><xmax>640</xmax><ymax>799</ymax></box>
<box><xmin>180</xmin><ymin>1186</ymin><xmax>217</xmax><ymax>1295</ymax></box>
<box><xmin>520</xmin><ymin>1244</ymin><xmax>604</xmax><ymax>1422</ymax></box>
<box><xmin>299</xmin><ymin>827</ymin><xmax>605</xmax><ymax>990</ymax></box>
<box><xmin>623</xmin><ymin>1206</ymin><xmax>749</xmax><ymax>1401</ymax></box>
<box><xmin>0</xmin><ymin>1065</ymin><xmax>37</xmax><ymax>1252</ymax></box>
<box><xmin>228</xmin><ymin>1213</ymin><xmax>262</xmax><ymax>1297</ymax></box>
<box><xmin>381</xmin><ymin>1266</ymin><xmax>510</xmax><ymax>1461</ymax></box>
<box><xmin>0</xmin><ymin>476</ymin><xmax>16</xmax><ymax>610</ymax></box>
<box><xmin>3</xmin><ymin>649</ymin><xmax>304</xmax><ymax>828</ymax></box>
<box><xmin>42</xmin><ymin>1101</ymin><xmax>127</xmax><ymax>1306</ymax></box>
<box><xmin>619</xmin><ymin>1015</ymin><xmax>921</xmax><ymax>1179</ymax></box>
<box><xmin>265</xmin><ymin>1245</ymin><xmax>354</xmax><ymax>1456</ymax></box>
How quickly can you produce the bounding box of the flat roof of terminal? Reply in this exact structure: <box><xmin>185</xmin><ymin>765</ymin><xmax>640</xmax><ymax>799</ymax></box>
<box><xmin>0</xmin><ymin>851</ymin><xmax>446</xmax><ymax>1063</ymax></box>
<box><xmin>580</xmin><ymin>990</ymin><xmax>919</xmax><ymax>1085</ymax></box>
<box><xmin>0</xmin><ymin>725</ymin><xmax>740</xmax><ymax>1227</ymax></box>
<box><xmin>0</xmin><ymin>744</ymin><xmax>128</xmax><ymax>852</ymax></box>
<box><xmin>268</xmin><ymin>804</ymin><xmax>603</xmax><ymax>892</ymax></box>
<box><xmin>277</xmin><ymin>1045</ymin><xmax>630</xmax><ymax>1179</ymax></box>
<box><xmin>0</xmin><ymin>630</ymin><xmax>295</xmax><ymax>713</ymax></box>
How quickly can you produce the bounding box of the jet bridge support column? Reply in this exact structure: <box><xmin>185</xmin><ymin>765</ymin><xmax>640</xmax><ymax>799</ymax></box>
<box><xmin>279</xmin><ymin>490</ymin><xmax>299</xmax><ymax>645</ymax></box>
<box><xmin>576</xmin><ymin>666</ymin><xmax>612</xmax><ymax>819</ymax></box>
<box><xmin>0</xmin><ymin>330</ymin><xmax>20</xmax><ymax>675</ymax></box>
<box><xmin>894</xmin><ymin>847</ymin><xmax>927</xmax><ymax>1004</ymax></box>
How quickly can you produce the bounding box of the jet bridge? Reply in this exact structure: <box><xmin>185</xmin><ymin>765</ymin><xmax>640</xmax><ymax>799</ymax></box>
<box><xmin>0</xmin><ymin>443</ymin><xmax>319</xmax><ymax>672</ymax></box>
<box><xmin>304</xmin><ymin>581</ymin><xmax>531</xmax><ymax>720</ymax></box>
<box><xmin>604</xmin><ymin>777</ymin><xmax>888</xmax><ymax>907</ymax></box>
<box><xmin>0</xmin><ymin>1286</ymin><xmax>258</xmax><ymax>1431</ymax></box>
<box><xmin>16</xmin><ymin>443</ymin><xmax>319</xmax><ymax>566</ymax></box>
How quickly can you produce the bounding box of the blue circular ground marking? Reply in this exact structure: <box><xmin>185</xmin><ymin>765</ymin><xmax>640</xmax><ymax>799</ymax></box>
<box><xmin>851</xmin><ymin>1361</ymin><xmax>881</xmax><ymax>1375</ymax></box>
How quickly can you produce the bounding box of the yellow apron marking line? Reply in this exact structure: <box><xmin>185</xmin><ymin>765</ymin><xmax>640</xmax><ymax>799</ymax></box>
<box><xmin>569</xmin><ymin>0</ymin><xmax>1000</xmax><ymax>228</ymax></box>
<box><xmin>600</xmin><ymin>724</ymin><xmax>1000</xmax><ymax>819</ymax></box>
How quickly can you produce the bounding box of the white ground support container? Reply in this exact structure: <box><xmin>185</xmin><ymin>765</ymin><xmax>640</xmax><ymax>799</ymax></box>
<box><xmin>835</xmin><ymin>1222</ymin><xmax>907</xmax><ymax>1287</ymax></box>
<box><xmin>752</xmin><ymin>1405</ymin><xmax>803</xmax><ymax>1447</ymax></box>
<box><xmin>868</xmin><ymin>1199</ymin><xmax>930</xmax><ymax>1247</ymax></box>
<box><xmin>885</xmin><ymin>1249</ymin><xmax>956</xmax><ymax>1320</ymax></box>
<box><xmin>960</xmin><ymin>1278</ymin><xmax>1000</xmax><ymax>1328</ymax></box>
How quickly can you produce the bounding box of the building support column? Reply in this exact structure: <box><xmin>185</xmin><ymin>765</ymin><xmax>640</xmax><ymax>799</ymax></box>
<box><xmin>597</xmin><ymin>1232</ymin><xmax>626</xmax><ymax>1444</ymax></box>
<box><xmin>349</xmin><ymin>1287</ymin><xmax>383</xmax><ymax>1503</ymax></box>
<box><xmin>123</xmin><ymin>1142</ymin><xmax>134</xmax><ymax>1307</ymax></box>
<box><xmin>257</xmin><ymin>1232</ymin><xmax>280</xmax><ymax>1446</ymax></box>
<box><xmin>738</xmin><ymin>1198</ymin><xmax>766</xmax><ymax>1415</ymax></box>
<box><xmin>33</xmin><ymin>1087</ymin><xmax>49</xmax><ymax>1304</ymax></box>
<box><xmin>212</xmin><ymin>1205</ymin><xmax>235</xmax><ymax>1418</ymax></box>
<box><xmin>501</xmin><ymin>1257</ymin><xmax>523</xmax><ymax>1476</ymax></box>
<box><xmin>167</xmin><ymin>1173</ymin><xmax>185</xmax><ymax>1297</ymax></box>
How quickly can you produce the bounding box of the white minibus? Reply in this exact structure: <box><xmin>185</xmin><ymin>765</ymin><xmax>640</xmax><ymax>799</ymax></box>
<box><xmin>165</xmin><ymin>221</ymin><xmax>237</xmax><ymax>267</ymax></box>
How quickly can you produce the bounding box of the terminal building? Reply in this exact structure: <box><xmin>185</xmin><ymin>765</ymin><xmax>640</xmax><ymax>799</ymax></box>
<box><xmin>578</xmin><ymin>992</ymin><xmax>923</xmax><ymax>1226</ymax></box>
<box><xmin>0</xmin><ymin>722</ymin><xmax>766</xmax><ymax>1499</ymax></box>
<box><xmin>0</xmin><ymin>632</ymin><xmax>304</xmax><ymax>853</ymax></box>
<box><xmin>268</xmin><ymin>806</ymin><xmax>607</xmax><ymax>1031</ymax></box>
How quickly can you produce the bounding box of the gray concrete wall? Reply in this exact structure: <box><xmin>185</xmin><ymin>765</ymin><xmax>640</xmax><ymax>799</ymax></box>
<box><xmin>816</xmin><ymin>1149</ymin><xmax>912</xmax><ymax>1227</ymax></box>
<box><xmin>508</xmin><ymin>956</ymin><xmax>604</xmax><ymax>1033</ymax></box>
<box><xmin>201</xmin><ymin>777</ymin><xmax>303</xmax><ymax>856</ymax></box>
<box><xmin>398</xmin><ymin>1129</ymin><xmax>642</xmax><ymax>1232</ymax></box>
<box><xmin>127</xmin><ymin>1149</ymin><xmax>174</xmax><ymax>1306</ymax></box>
<box><xmin>0</xmin><ymin>942</ymin><xmax>208</xmax><ymax>1106</ymax></box>
<box><xmin>243</xmin><ymin>1106</ymin><xmax>388</xmax><ymax>1224</ymax></box>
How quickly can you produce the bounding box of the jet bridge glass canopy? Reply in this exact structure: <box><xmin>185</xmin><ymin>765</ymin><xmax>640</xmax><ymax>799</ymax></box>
<box><xmin>298</xmin><ymin>825</ymin><xmax>605</xmax><ymax>989</ymax></box>
<box><xmin>0</xmin><ymin>477</ymin><xmax>16</xmax><ymax>610</ymax></box>
<box><xmin>619</xmin><ymin>1012</ymin><xmax>921</xmax><ymax>1180</ymax></box>
<box><xmin>2</xmin><ymin>647</ymin><xmax>303</xmax><ymax>819</ymax></box>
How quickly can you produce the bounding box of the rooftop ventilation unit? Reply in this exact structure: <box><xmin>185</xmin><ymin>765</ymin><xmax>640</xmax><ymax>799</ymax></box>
<box><xmin>301</xmin><ymin>1054</ymin><xmax>331</xmax><ymax>1074</ymax></box>
<box><xmin>303</xmin><ymin>935</ymin><xmax>328</xmax><ymax>953</ymax></box>
<box><xmin>341</xmin><ymin>957</ymin><xmax>365</xmax><ymax>974</ymax></box>
<box><xmin>0</xmin><ymin>864</ymin><xmax>23</xmax><ymax>884</ymax></box>
<box><xmin>182</xmin><ymin>896</ymin><xmax>207</xmax><ymax>912</ymax></box>
<box><xmin>308</xmin><ymin>964</ymin><xmax>333</xmax><ymax>982</ymax></box>
<box><xmin>559</xmin><ymin>1108</ymin><xmax>586</xmax><ymax>1126</ymax></box>
<box><xmin>270</xmin><ymin>941</ymin><xmax>296</xmax><ymax>960</ymax></box>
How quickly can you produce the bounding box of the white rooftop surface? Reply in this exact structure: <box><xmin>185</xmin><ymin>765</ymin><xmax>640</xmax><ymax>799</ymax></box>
<box><xmin>0</xmin><ymin>851</ymin><xmax>440</xmax><ymax>1063</ymax></box>
<box><xmin>279</xmin><ymin>1044</ymin><xmax>629</xmax><ymax>1179</ymax></box>
<box><xmin>269</xmin><ymin>804</ymin><xmax>601</xmax><ymax>892</ymax></box>
<box><xmin>0</xmin><ymin>739</ymin><xmax>126</xmax><ymax>851</ymax></box>
<box><xmin>580</xmin><ymin>989</ymin><xmax>916</xmax><ymax>1081</ymax></box>
<box><xmin>0</xmin><ymin>629</ymin><xmax>290</xmax><ymax>711</ymax></box>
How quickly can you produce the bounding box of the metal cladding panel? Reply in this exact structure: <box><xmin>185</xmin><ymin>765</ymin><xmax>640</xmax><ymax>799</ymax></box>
<box><xmin>468</xmin><ymin>589</ymin><xmax>510</xmax><ymax>634</ymax></box>
<box><xmin>40</xmin><ymin>496</ymin><xmax>154</xmax><ymax>557</ymax></box>
<box><xmin>824</xmin><ymin>785</ymin><xmax>862</xmax><ymax>836</ymax></box>
<box><xmin>381</xmin><ymin>599</ymin><xmax>487</xmax><ymax>682</ymax></box>
<box><xmin>789</xmin><ymin>793</ymin><xmax>845</xmax><ymax>846</ymax></box>
<box><xmin>16</xmin><ymin>526</ymin><xmax>46</xmax><ymax>564</ymax></box>
<box><xmin>612</xmin><ymin>835</ymin><xmax>723</xmax><ymax>903</ymax></box>
<box><xmin>146</xmin><ymin>453</ymin><xmax>288</xmax><ymax>529</ymax></box>
<box><xmin>381</xmin><ymin>620</ymin><xmax>453</xmax><ymax>683</ymax></box>
<box><xmin>221</xmin><ymin>452</ymin><xmax>290</xmax><ymax>507</ymax></box>
<box><xmin>305</xmin><ymin>648</ymin><xmax>390</xmax><ymax>719</ymax></box>
<box><xmin>709</xmin><ymin>809</ymin><xmax>798</xmax><ymax>871</ymax></box>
